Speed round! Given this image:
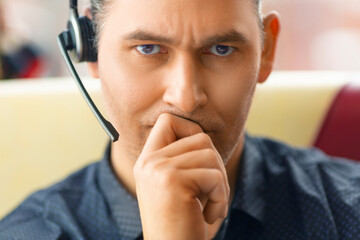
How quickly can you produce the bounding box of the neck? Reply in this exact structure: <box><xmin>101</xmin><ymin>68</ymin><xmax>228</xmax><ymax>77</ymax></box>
<box><xmin>111</xmin><ymin>141</ymin><xmax>138</xmax><ymax>197</ymax></box>
<box><xmin>225</xmin><ymin>132</ymin><xmax>245</xmax><ymax>203</ymax></box>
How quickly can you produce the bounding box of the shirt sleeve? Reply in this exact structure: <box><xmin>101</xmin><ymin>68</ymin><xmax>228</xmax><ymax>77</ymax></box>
<box><xmin>317</xmin><ymin>157</ymin><xmax>360</xmax><ymax>239</ymax></box>
<box><xmin>0</xmin><ymin>214</ymin><xmax>64</xmax><ymax>240</ymax></box>
<box><xmin>0</xmin><ymin>189</ymin><xmax>66</xmax><ymax>240</ymax></box>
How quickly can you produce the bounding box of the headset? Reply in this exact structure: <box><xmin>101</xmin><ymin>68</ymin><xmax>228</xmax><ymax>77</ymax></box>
<box><xmin>57</xmin><ymin>0</ymin><xmax>119</xmax><ymax>142</ymax></box>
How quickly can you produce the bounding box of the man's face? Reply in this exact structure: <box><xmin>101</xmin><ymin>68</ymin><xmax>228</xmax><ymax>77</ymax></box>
<box><xmin>95</xmin><ymin>0</ymin><xmax>266</xmax><ymax>163</ymax></box>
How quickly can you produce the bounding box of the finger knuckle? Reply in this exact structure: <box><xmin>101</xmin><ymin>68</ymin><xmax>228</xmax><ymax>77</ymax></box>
<box><xmin>134</xmin><ymin>154</ymin><xmax>162</xmax><ymax>177</ymax></box>
<box><xmin>157</xmin><ymin>169</ymin><xmax>177</xmax><ymax>187</ymax></box>
<box><xmin>134</xmin><ymin>155</ymin><xmax>149</xmax><ymax>172</ymax></box>
<box><xmin>221</xmin><ymin>189</ymin><xmax>229</xmax><ymax>203</ymax></box>
<box><xmin>203</xmin><ymin>148</ymin><xmax>217</xmax><ymax>160</ymax></box>
<box><xmin>197</xmin><ymin>133</ymin><xmax>212</xmax><ymax>146</ymax></box>
<box><xmin>213</xmin><ymin>170</ymin><xmax>223</xmax><ymax>182</ymax></box>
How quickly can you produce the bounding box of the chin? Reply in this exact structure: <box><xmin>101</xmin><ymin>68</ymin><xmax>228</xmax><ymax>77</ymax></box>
<box><xmin>213</xmin><ymin>131</ymin><xmax>244</xmax><ymax>165</ymax></box>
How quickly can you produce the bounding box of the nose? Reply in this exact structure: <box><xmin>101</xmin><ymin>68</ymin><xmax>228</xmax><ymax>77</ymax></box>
<box><xmin>163</xmin><ymin>54</ymin><xmax>207</xmax><ymax>113</ymax></box>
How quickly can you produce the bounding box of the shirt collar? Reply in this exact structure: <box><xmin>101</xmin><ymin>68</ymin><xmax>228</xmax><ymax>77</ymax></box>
<box><xmin>98</xmin><ymin>143</ymin><xmax>143</xmax><ymax>240</ymax></box>
<box><xmin>230</xmin><ymin>133</ymin><xmax>266</xmax><ymax>224</ymax></box>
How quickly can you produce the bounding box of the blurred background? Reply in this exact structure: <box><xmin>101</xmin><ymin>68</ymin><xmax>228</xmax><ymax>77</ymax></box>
<box><xmin>0</xmin><ymin>0</ymin><xmax>359</xmax><ymax>80</ymax></box>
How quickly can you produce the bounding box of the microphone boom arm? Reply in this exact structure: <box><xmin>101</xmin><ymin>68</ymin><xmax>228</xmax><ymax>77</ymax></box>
<box><xmin>57</xmin><ymin>31</ymin><xmax>119</xmax><ymax>142</ymax></box>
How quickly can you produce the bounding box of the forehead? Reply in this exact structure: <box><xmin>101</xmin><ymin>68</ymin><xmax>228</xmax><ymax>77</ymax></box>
<box><xmin>103</xmin><ymin>0</ymin><xmax>260</xmax><ymax>47</ymax></box>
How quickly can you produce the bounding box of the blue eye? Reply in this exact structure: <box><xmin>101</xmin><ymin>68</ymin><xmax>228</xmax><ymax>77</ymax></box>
<box><xmin>209</xmin><ymin>45</ymin><xmax>234</xmax><ymax>56</ymax></box>
<box><xmin>136</xmin><ymin>44</ymin><xmax>161</xmax><ymax>55</ymax></box>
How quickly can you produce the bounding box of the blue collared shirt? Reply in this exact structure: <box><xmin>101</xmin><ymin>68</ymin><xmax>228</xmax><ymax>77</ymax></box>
<box><xmin>1</xmin><ymin>135</ymin><xmax>360</xmax><ymax>239</ymax></box>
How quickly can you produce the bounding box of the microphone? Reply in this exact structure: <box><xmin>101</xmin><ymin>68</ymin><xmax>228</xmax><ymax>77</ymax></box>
<box><xmin>57</xmin><ymin>31</ymin><xmax>119</xmax><ymax>142</ymax></box>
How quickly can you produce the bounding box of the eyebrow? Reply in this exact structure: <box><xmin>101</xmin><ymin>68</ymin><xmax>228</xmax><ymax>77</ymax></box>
<box><xmin>202</xmin><ymin>29</ymin><xmax>250</xmax><ymax>46</ymax></box>
<box><xmin>122</xmin><ymin>29</ymin><xmax>250</xmax><ymax>46</ymax></box>
<box><xmin>123</xmin><ymin>30</ymin><xmax>174</xmax><ymax>44</ymax></box>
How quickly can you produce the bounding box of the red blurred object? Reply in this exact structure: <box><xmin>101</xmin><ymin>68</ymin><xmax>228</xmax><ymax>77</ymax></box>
<box><xmin>314</xmin><ymin>83</ymin><xmax>360</xmax><ymax>161</ymax></box>
<box><xmin>18</xmin><ymin>57</ymin><xmax>44</xmax><ymax>79</ymax></box>
<box><xmin>1</xmin><ymin>44</ymin><xmax>45</xmax><ymax>79</ymax></box>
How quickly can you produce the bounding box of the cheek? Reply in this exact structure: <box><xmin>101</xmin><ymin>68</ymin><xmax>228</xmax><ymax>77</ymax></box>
<box><xmin>98</xmin><ymin>45</ymin><xmax>162</xmax><ymax>119</ymax></box>
<box><xmin>98</xmin><ymin>49</ymin><xmax>163</xmax><ymax>155</ymax></box>
<box><xmin>207</xmin><ymin>57</ymin><xmax>260</xmax><ymax>126</ymax></box>
<box><xmin>206</xmin><ymin>63</ymin><xmax>259</xmax><ymax>162</ymax></box>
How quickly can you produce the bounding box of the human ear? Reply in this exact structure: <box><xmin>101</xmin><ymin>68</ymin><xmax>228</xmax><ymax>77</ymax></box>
<box><xmin>83</xmin><ymin>7</ymin><xmax>99</xmax><ymax>78</ymax></box>
<box><xmin>87</xmin><ymin>61</ymin><xmax>99</xmax><ymax>78</ymax></box>
<box><xmin>258</xmin><ymin>11</ymin><xmax>281</xmax><ymax>84</ymax></box>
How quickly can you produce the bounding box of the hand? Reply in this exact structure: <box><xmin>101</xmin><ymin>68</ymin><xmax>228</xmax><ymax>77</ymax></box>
<box><xmin>134</xmin><ymin>113</ymin><xmax>230</xmax><ymax>240</ymax></box>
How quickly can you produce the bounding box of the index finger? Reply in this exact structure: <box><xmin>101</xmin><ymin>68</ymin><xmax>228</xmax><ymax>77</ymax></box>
<box><xmin>142</xmin><ymin>113</ymin><xmax>203</xmax><ymax>154</ymax></box>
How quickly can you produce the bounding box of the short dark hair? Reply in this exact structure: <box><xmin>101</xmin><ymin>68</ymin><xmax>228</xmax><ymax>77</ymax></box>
<box><xmin>90</xmin><ymin>0</ymin><xmax>263</xmax><ymax>47</ymax></box>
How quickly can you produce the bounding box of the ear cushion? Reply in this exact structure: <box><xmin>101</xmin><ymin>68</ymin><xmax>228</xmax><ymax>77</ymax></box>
<box><xmin>78</xmin><ymin>16</ymin><xmax>97</xmax><ymax>62</ymax></box>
